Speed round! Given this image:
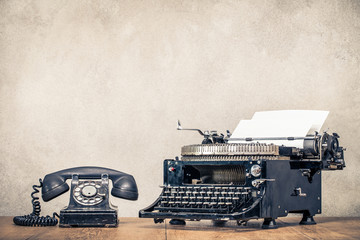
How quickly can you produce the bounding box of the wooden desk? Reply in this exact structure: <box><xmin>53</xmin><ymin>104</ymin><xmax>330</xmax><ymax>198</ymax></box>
<box><xmin>0</xmin><ymin>217</ymin><xmax>359</xmax><ymax>240</ymax></box>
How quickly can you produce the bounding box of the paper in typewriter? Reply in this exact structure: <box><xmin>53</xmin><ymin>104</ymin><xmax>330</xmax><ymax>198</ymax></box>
<box><xmin>228</xmin><ymin>110</ymin><xmax>329</xmax><ymax>148</ymax></box>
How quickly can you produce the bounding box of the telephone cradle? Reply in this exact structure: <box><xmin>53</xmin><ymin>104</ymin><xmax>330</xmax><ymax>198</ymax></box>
<box><xmin>14</xmin><ymin>167</ymin><xmax>138</xmax><ymax>227</ymax></box>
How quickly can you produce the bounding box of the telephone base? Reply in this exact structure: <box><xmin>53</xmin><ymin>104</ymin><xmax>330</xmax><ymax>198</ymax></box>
<box><xmin>59</xmin><ymin>209</ymin><xmax>118</xmax><ymax>227</ymax></box>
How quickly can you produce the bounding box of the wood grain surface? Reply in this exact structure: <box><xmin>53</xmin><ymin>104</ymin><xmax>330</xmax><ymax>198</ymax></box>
<box><xmin>0</xmin><ymin>217</ymin><xmax>359</xmax><ymax>240</ymax></box>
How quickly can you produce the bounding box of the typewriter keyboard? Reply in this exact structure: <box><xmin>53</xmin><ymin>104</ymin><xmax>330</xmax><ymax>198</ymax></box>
<box><xmin>154</xmin><ymin>186</ymin><xmax>252</xmax><ymax>213</ymax></box>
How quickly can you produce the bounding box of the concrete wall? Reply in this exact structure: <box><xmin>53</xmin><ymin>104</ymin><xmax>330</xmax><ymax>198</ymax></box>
<box><xmin>1</xmin><ymin>0</ymin><xmax>359</xmax><ymax>217</ymax></box>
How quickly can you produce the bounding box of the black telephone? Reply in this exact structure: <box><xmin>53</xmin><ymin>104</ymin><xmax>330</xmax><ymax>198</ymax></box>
<box><xmin>14</xmin><ymin>167</ymin><xmax>138</xmax><ymax>227</ymax></box>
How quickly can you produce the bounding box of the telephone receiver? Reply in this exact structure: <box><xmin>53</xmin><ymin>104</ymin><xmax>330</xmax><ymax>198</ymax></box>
<box><xmin>42</xmin><ymin>166</ymin><xmax>138</xmax><ymax>202</ymax></box>
<box><xmin>14</xmin><ymin>166</ymin><xmax>138</xmax><ymax>227</ymax></box>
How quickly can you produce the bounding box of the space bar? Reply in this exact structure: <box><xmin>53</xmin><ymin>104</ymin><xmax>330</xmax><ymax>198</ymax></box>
<box><xmin>154</xmin><ymin>207</ymin><xmax>228</xmax><ymax>213</ymax></box>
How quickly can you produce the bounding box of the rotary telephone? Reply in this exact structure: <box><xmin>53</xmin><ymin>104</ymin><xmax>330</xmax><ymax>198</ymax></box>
<box><xmin>13</xmin><ymin>167</ymin><xmax>138</xmax><ymax>227</ymax></box>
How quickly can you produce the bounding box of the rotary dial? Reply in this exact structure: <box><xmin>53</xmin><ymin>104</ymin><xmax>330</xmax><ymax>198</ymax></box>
<box><xmin>73</xmin><ymin>180</ymin><xmax>104</xmax><ymax>206</ymax></box>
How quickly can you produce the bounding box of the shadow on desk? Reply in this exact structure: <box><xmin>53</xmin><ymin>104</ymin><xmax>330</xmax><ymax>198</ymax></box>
<box><xmin>149</xmin><ymin>217</ymin><xmax>360</xmax><ymax>240</ymax></box>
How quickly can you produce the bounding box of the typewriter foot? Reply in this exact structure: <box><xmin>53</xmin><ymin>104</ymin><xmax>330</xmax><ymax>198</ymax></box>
<box><xmin>154</xmin><ymin>218</ymin><xmax>164</xmax><ymax>224</ymax></box>
<box><xmin>262</xmin><ymin>218</ymin><xmax>277</xmax><ymax>229</ymax></box>
<box><xmin>169</xmin><ymin>219</ymin><xmax>186</xmax><ymax>225</ymax></box>
<box><xmin>300</xmin><ymin>212</ymin><xmax>316</xmax><ymax>225</ymax></box>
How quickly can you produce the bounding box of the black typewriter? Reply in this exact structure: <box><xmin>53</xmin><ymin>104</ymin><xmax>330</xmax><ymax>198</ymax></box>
<box><xmin>139</xmin><ymin>115</ymin><xmax>345</xmax><ymax>229</ymax></box>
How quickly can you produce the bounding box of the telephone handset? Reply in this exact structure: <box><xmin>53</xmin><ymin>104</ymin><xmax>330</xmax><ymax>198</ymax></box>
<box><xmin>14</xmin><ymin>167</ymin><xmax>138</xmax><ymax>227</ymax></box>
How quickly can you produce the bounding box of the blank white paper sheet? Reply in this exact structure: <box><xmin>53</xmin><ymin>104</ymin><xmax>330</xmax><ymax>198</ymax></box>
<box><xmin>228</xmin><ymin>110</ymin><xmax>329</xmax><ymax>148</ymax></box>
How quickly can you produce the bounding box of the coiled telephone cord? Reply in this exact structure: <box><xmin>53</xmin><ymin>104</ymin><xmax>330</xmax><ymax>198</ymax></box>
<box><xmin>13</xmin><ymin>179</ymin><xmax>59</xmax><ymax>226</ymax></box>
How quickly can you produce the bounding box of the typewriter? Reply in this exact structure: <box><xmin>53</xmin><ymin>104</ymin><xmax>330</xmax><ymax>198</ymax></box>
<box><xmin>139</xmin><ymin>111</ymin><xmax>345</xmax><ymax>229</ymax></box>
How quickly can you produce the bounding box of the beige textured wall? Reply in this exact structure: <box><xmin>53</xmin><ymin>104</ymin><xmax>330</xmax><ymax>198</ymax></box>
<box><xmin>1</xmin><ymin>0</ymin><xmax>359</xmax><ymax>218</ymax></box>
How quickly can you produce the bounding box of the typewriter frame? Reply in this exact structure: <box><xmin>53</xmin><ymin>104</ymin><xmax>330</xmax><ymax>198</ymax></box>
<box><xmin>140</xmin><ymin>124</ymin><xmax>345</xmax><ymax>229</ymax></box>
